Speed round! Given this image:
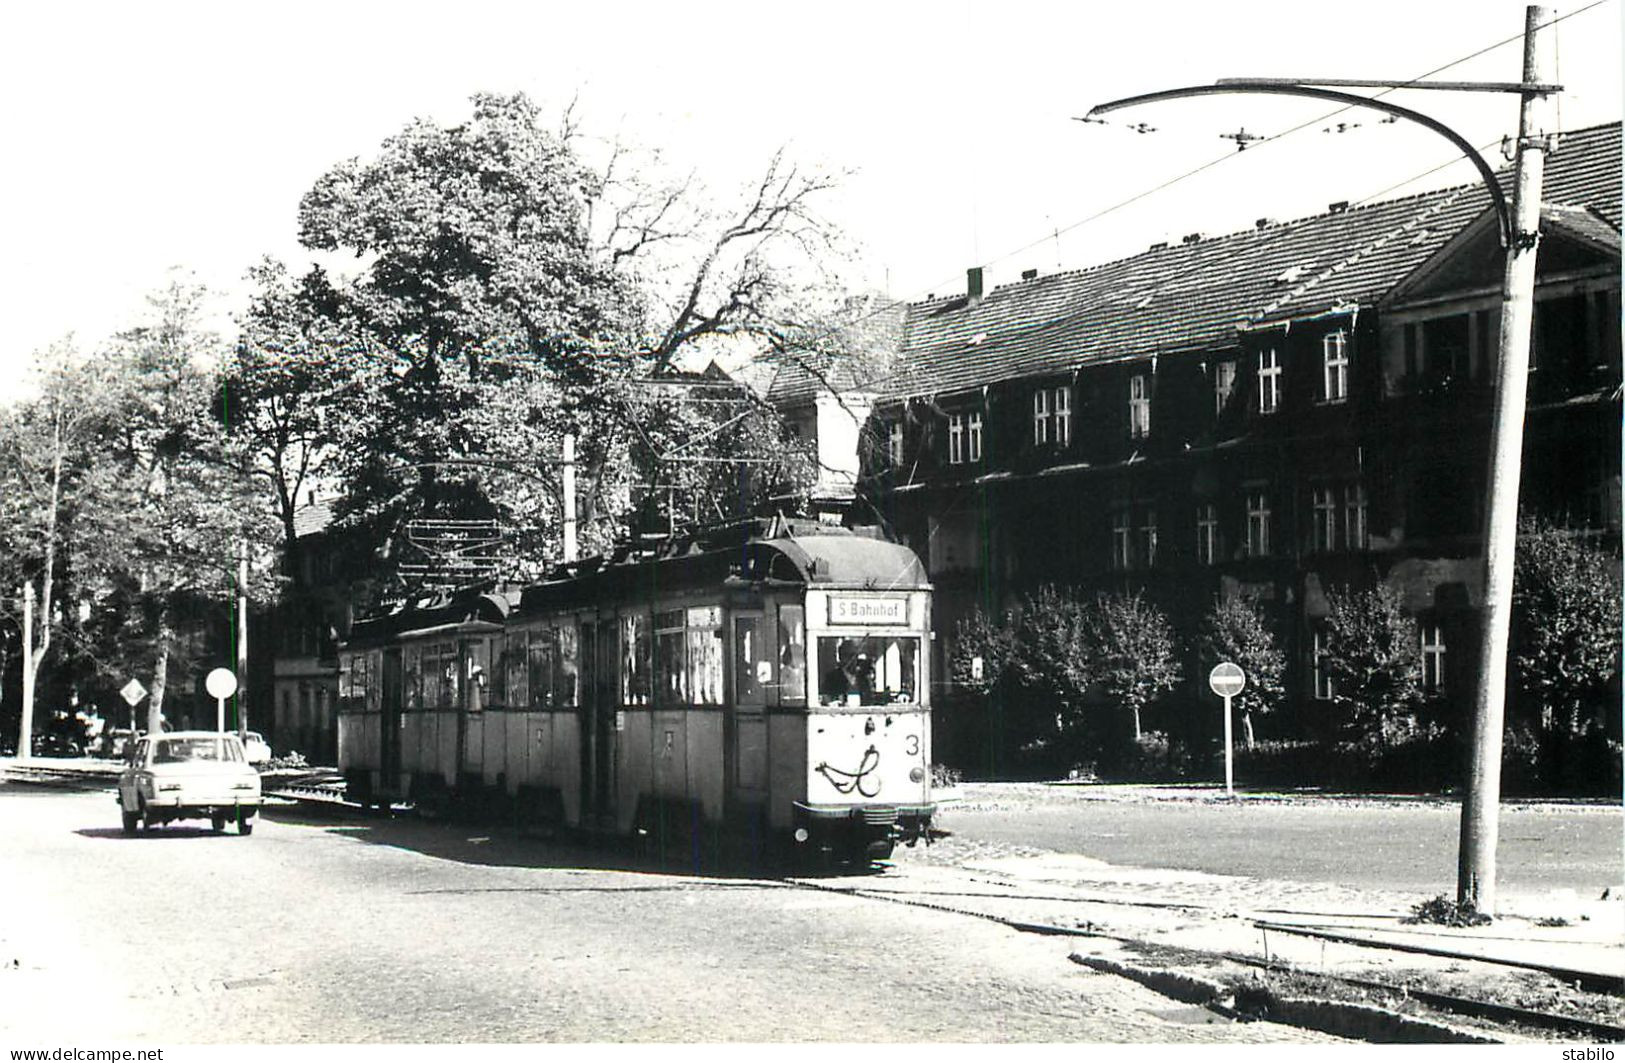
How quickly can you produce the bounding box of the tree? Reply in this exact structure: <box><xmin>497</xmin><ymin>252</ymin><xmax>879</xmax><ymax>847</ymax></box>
<box><xmin>1510</xmin><ymin>516</ymin><xmax>1622</xmax><ymax>781</ymax></box>
<box><xmin>91</xmin><ymin>278</ymin><xmax>266</xmax><ymax>733</ymax></box>
<box><xmin>285</xmin><ymin>92</ymin><xmax>852</xmax><ymax>589</ymax></box>
<box><xmin>0</xmin><ymin>341</ymin><xmax>117</xmax><ymax>756</ymax></box>
<box><xmin>1088</xmin><ymin>590</ymin><xmax>1182</xmax><ymax>745</ymax></box>
<box><xmin>1322</xmin><ymin>583</ymin><xmax>1423</xmax><ymax>747</ymax></box>
<box><xmin>1196</xmin><ymin>594</ymin><xmax>1286</xmax><ymax>748</ymax></box>
<box><xmin>222</xmin><ymin>260</ymin><xmax>365</xmax><ymax>576</ymax></box>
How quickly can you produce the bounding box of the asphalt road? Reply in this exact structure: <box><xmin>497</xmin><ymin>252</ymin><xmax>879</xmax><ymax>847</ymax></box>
<box><xmin>0</xmin><ymin>779</ymin><xmax>1338</xmax><ymax>1045</ymax></box>
<box><xmin>936</xmin><ymin>783</ymin><xmax>1625</xmax><ymax>900</ymax></box>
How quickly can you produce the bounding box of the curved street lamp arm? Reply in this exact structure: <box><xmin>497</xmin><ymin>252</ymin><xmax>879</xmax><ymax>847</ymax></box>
<box><xmin>1086</xmin><ymin>83</ymin><xmax>1512</xmax><ymax>246</ymax></box>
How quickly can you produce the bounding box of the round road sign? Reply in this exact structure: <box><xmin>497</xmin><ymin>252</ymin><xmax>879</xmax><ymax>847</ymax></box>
<box><xmin>1209</xmin><ymin>662</ymin><xmax>1246</xmax><ymax>698</ymax></box>
<box><xmin>205</xmin><ymin>667</ymin><xmax>238</xmax><ymax>700</ymax></box>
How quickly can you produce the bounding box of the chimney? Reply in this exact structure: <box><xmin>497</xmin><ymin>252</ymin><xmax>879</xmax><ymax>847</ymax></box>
<box><xmin>966</xmin><ymin>266</ymin><xmax>984</xmax><ymax>301</ymax></box>
<box><xmin>1328</xmin><ymin>200</ymin><xmax>1350</xmax><ymax>213</ymax></box>
<box><xmin>1182</xmin><ymin>232</ymin><xmax>1203</xmax><ymax>245</ymax></box>
<box><xmin>1148</xmin><ymin>241</ymin><xmax>1169</xmax><ymax>252</ymax></box>
<box><xmin>1255</xmin><ymin>217</ymin><xmax>1275</xmax><ymax>229</ymax></box>
<box><xmin>1021</xmin><ymin>268</ymin><xmax>1038</xmax><ymax>281</ymax></box>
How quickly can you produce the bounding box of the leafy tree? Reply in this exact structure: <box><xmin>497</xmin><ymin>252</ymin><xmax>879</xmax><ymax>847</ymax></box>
<box><xmin>1196</xmin><ymin>594</ymin><xmax>1286</xmax><ymax>748</ymax></box>
<box><xmin>0</xmin><ymin>342</ymin><xmax>119</xmax><ymax>755</ymax></box>
<box><xmin>1322</xmin><ymin>583</ymin><xmax>1423</xmax><ymax>746</ymax></box>
<box><xmin>283</xmin><ymin>92</ymin><xmax>850</xmax><ymax>591</ymax></box>
<box><xmin>91</xmin><ymin>278</ymin><xmax>267</xmax><ymax>733</ymax></box>
<box><xmin>1088</xmin><ymin>590</ymin><xmax>1182</xmax><ymax>744</ymax></box>
<box><xmin>1510</xmin><ymin>516</ymin><xmax>1622</xmax><ymax>776</ymax></box>
<box><xmin>222</xmin><ymin>260</ymin><xmax>365</xmax><ymax>575</ymax></box>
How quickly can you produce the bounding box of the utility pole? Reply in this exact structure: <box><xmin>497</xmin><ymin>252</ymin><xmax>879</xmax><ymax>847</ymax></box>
<box><xmin>19</xmin><ymin>582</ymin><xmax>34</xmax><ymax>761</ymax></box>
<box><xmin>236</xmin><ymin>540</ymin><xmax>249</xmax><ymax>739</ymax></box>
<box><xmin>1083</xmin><ymin>5</ymin><xmax>1561</xmax><ymax>916</ymax></box>
<box><xmin>562</xmin><ymin>433</ymin><xmax>578</xmax><ymax>563</ymax></box>
<box><xmin>1458</xmin><ymin>5</ymin><xmax>1554</xmax><ymax>915</ymax></box>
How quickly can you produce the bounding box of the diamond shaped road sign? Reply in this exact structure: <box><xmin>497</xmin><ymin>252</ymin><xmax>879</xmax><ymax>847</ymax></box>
<box><xmin>120</xmin><ymin>679</ymin><xmax>147</xmax><ymax>706</ymax></box>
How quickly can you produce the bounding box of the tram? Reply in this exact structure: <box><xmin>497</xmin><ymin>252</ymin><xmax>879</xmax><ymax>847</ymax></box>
<box><xmin>336</xmin><ymin>519</ymin><xmax>935</xmax><ymax>863</ymax></box>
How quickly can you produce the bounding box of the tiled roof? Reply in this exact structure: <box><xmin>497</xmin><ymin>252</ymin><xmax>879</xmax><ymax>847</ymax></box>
<box><xmin>765</xmin><ymin>297</ymin><xmax>905</xmax><ymax>405</ymax></box>
<box><xmin>292</xmin><ymin>500</ymin><xmax>334</xmax><ymax>539</ymax></box>
<box><xmin>887</xmin><ymin>122</ymin><xmax>1620</xmax><ymax>400</ymax></box>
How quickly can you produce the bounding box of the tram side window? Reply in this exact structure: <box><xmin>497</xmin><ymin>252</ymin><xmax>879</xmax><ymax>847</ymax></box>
<box><xmin>403</xmin><ymin>645</ymin><xmax>422</xmax><ymax>710</ymax></box>
<box><xmin>655</xmin><ymin>611</ymin><xmax>686</xmax><ymax>708</ymax></box>
<box><xmin>734</xmin><ymin>616</ymin><xmax>769</xmax><ymax>706</ymax></box>
<box><xmin>622</xmin><ymin>614</ymin><xmax>651</xmax><ymax>706</ymax></box>
<box><xmin>556</xmin><ymin>624</ymin><xmax>579</xmax><ymax>707</ymax></box>
<box><xmin>421</xmin><ymin>641</ymin><xmax>458</xmax><ymax>709</ymax></box>
<box><xmin>816</xmin><ymin>636</ymin><xmax>919</xmax><ymax>706</ymax></box>
<box><xmin>527</xmin><ymin>629</ymin><xmax>555</xmax><ymax>710</ymax></box>
<box><xmin>687</xmin><ymin>606</ymin><xmax>724</xmax><ymax>706</ymax></box>
<box><xmin>778</xmin><ymin>604</ymin><xmax>807</xmax><ymax>706</ymax></box>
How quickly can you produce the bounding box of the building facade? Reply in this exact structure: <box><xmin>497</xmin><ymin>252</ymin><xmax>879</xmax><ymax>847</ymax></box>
<box><xmin>858</xmin><ymin>123</ymin><xmax>1620</xmax><ymax>754</ymax></box>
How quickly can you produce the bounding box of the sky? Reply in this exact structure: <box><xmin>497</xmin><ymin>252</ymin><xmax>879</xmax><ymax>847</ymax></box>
<box><xmin>2</xmin><ymin>0</ymin><xmax>1619</xmax><ymax>400</ymax></box>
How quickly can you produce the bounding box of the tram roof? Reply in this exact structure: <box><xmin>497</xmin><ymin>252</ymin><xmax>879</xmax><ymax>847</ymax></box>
<box><xmin>515</xmin><ymin>527</ymin><xmax>928</xmax><ymax>616</ymax></box>
<box><xmin>344</xmin><ymin>589</ymin><xmax>513</xmax><ymax>649</ymax></box>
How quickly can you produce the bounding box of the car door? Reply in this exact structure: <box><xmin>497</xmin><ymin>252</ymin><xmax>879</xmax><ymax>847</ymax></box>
<box><xmin>118</xmin><ymin>739</ymin><xmax>149</xmax><ymax>809</ymax></box>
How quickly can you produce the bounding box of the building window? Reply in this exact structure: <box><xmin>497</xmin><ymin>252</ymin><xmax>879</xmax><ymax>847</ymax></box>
<box><xmin>948</xmin><ymin>414</ymin><xmax>965</xmax><ymax>464</ymax></box>
<box><xmin>1214</xmin><ymin>360</ymin><xmax>1237</xmax><ymax>417</ymax></box>
<box><xmin>1313</xmin><ymin>629</ymin><xmax>1334</xmax><ymax>700</ymax></box>
<box><xmin>1258</xmin><ymin>348</ymin><xmax>1282</xmax><ymax>414</ymax></box>
<box><xmin>1246</xmin><ymin>490</ymin><xmax>1271</xmax><ymax>557</ymax></box>
<box><xmin>1111</xmin><ymin>509</ymin><xmax>1132</xmax><ymax>571</ymax></box>
<box><xmin>1196</xmin><ymin>503</ymin><xmax>1219</xmax><ymax>564</ymax></box>
<box><xmin>1344</xmin><ymin>483</ymin><xmax>1368</xmax><ymax>550</ymax></box>
<box><xmin>1312</xmin><ymin>486</ymin><xmax>1338</xmax><ymax>553</ymax></box>
<box><xmin>1138</xmin><ymin>508</ymin><xmax>1158</xmax><ymax>568</ymax></box>
<box><xmin>1033</xmin><ymin>389</ymin><xmax>1050</xmax><ymax>446</ymax></box>
<box><xmin>1129</xmin><ymin>374</ymin><xmax>1151</xmax><ymax>438</ymax></box>
<box><xmin>1054</xmin><ymin>387</ymin><xmax>1071</xmax><ymax>446</ymax></box>
<box><xmin>887</xmin><ymin>421</ymin><xmax>904</xmax><ymax>467</ymax></box>
<box><xmin>967</xmin><ymin>410</ymin><xmax>983</xmax><ymax>462</ymax></box>
<box><xmin>1421</xmin><ymin>623</ymin><xmax>1446</xmax><ymax>690</ymax></box>
<box><xmin>1323</xmin><ymin>330</ymin><xmax>1349</xmax><ymax>403</ymax></box>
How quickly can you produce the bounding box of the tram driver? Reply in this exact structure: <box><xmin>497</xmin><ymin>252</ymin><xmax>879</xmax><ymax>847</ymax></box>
<box><xmin>823</xmin><ymin>639</ymin><xmax>878</xmax><ymax>706</ymax></box>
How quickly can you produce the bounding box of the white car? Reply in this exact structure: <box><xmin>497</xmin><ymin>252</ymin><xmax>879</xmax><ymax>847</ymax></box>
<box><xmin>117</xmin><ymin>731</ymin><xmax>263</xmax><ymax>835</ymax></box>
<box><xmin>242</xmin><ymin>731</ymin><xmax>272</xmax><ymax>767</ymax></box>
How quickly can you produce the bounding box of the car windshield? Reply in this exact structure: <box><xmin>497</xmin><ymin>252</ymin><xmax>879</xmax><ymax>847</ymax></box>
<box><xmin>153</xmin><ymin>737</ymin><xmax>242</xmax><ymax>764</ymax></box>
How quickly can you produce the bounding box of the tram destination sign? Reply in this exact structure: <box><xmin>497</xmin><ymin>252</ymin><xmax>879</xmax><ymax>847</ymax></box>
<box><xmin>828</xmin><ymin>595</ymin><xmax>908</xmax><ymax>626</ymax></box>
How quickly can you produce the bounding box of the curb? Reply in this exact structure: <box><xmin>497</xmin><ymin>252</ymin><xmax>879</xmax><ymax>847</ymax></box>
<box><xmin>1070</xmin><ymin>953</ymin><xmax>1502</xmax><ymax>1044</ymax></box>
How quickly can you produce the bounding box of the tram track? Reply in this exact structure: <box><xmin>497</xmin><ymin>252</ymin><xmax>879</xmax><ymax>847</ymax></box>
<box><xmin>783</xmin><ymin>877</ymin><xmax>1625</xmax><ymax>1043</ymax></box>
<box><xmin>264</xmin><ymin>785</ymin><xmax>1622</xmax><ymax>1043</ymax></box>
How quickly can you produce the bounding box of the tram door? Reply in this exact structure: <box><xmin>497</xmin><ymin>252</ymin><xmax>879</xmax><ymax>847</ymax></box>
<box><xmin>578</xmin><ymin>619</ymin><xmax>619</xmax><ymax>827</ymax></box>
<box><xmin>381</xmin><ymin>648</ymin><xmax>403</xmax><ymax>789</ymax></box>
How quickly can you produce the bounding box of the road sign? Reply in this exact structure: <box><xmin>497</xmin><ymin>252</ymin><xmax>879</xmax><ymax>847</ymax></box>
<box><xmin>206</xmin><ymin>668</ymin><xmax>239</xmax><ymax>733</ymax></box>
<box><xmin>1209</xmin><ymin>662</ymin><xmax>1246</xmax><ymax>797</ymax></box>
<box><xmin>1208</xmin><ymin>662</ymin><xmax>1246</xmax><ymax>698</ymax></box>
<box><xmin>119</xmin><ymin>679</ymin><xmax>147</xmax><ymax>706</ymax></box>
<box><xmin>205</xmin><ymin>668</ymin><xmax>238</xmax><ymax>700</ymax></box>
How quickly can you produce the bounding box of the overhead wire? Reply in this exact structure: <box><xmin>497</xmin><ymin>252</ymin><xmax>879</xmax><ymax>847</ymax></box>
<box><xmin>760</xmin><ymin>0</ymin><xmax>1615</xmax><ymax>402</ymax></box>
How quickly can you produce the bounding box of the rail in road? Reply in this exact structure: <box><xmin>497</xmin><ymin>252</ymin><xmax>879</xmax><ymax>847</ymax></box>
<box><xmin>248</xmin><ymin>782</ymin><xmax>1624</xmax><ymax>1043</ymax></box>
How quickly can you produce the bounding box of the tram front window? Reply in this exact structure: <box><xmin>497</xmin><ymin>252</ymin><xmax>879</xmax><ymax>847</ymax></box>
<box><xmin>816</xmin><ymin>636</ymin><xmax>919</xmax><ymax>706</ymax></box>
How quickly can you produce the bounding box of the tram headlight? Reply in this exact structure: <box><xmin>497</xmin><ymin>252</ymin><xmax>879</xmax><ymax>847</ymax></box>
<box><xmin>908</xmin><ymin>767</ymin><xmax>926</xmax><ymax>784</ymax></box>
<box><xmin>794</xmin><ymin>827</ymin><xmax>810</xmax><ymax>844</ymax></box>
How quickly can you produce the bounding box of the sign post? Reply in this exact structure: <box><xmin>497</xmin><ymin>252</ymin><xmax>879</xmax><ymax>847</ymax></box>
<box><xmin>205</xmin><ymin>668</ymin><xmax>238</xmax><ymax>734</ymax></box>
<box><xmin>1208</xmin><ymin>662</ymin><xmax>1246</xmax><ymax>797</ymax></box>
<box><xmin>119</xmin><ymin>679</ymin><xmax>147</xmax><ymax>738</ymax></box>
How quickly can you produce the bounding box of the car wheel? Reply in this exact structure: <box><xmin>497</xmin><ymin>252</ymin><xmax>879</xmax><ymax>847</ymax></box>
<box><xmin>237</xmin><ymin>811</ymin><xmax>254</xmax><ymax>836</ymax></box>
<box><xmin>121</xmin><ymin>808</ymin><xmax>139</xmax><ymax>835</ymax></box>
<box><xmin>138</xmin><ymin>799</ymin><xmax>155</xmax><ymax>833</ymax></box>
<box><xmin>210</xmin><ymin>813</ymin><xmax>227</xmax><ymax>833</ymax></box>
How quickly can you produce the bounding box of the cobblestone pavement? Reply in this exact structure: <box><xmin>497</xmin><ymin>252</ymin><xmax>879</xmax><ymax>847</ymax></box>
<box><xmin>1</xmin><ymin>784</ymin><xmax>1344</xmax><ymax>1044</ymax></box>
